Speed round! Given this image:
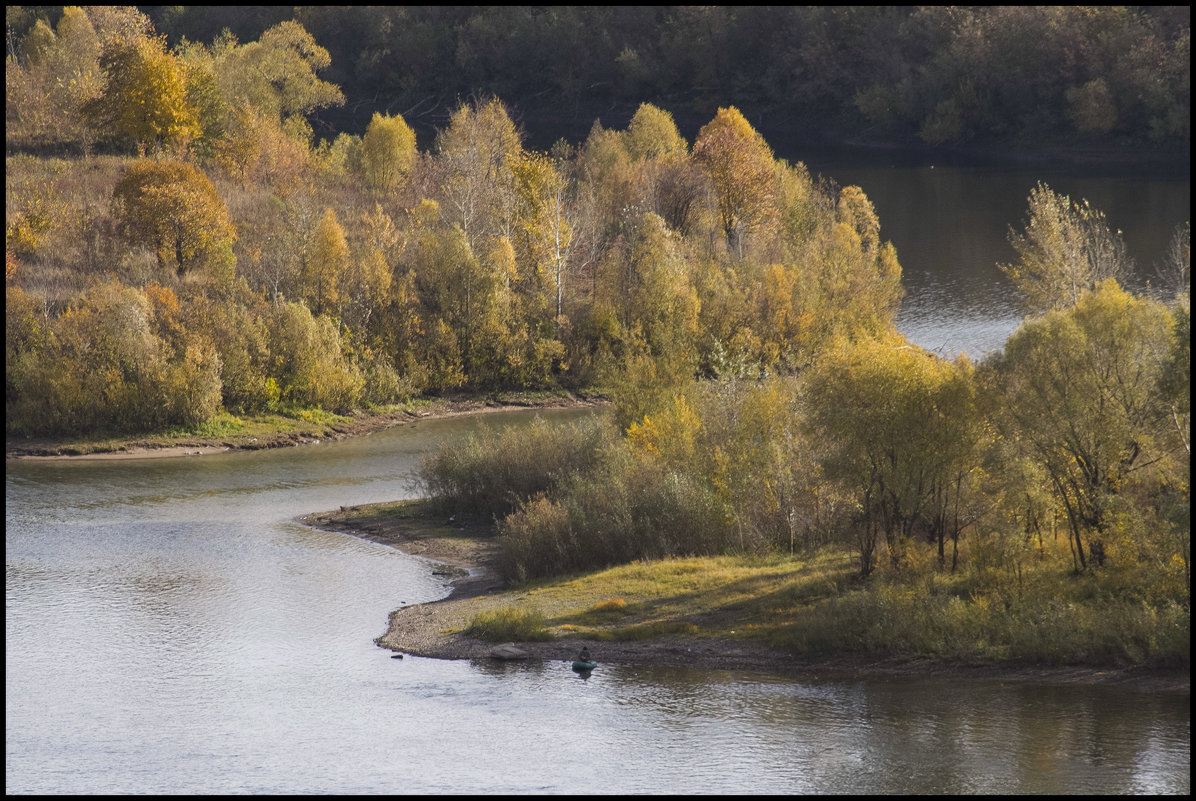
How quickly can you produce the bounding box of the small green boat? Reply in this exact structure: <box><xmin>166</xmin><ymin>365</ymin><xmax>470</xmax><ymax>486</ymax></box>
<box><xmin>572</xmin><ymin>660</ymin><xmax>598</xmax><ymax>672</ymax></box>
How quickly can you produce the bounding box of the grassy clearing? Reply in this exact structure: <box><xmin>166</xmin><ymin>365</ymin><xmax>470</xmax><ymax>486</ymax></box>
<box><xmin>322</xmin><ymin>499</ymin><xmax>1186</xmax><ymax>668</ymax></box>
<box><xmin>5</xmin><ymin>395</ymin><xmax>563</xmax><ymax>456</ymax></box>
<box><xmin>461</xmin><ymin>541</ymin><xmax>1188</xmax><ymax>667</ymax></box>
<box><xmin>469</xmin><ymin>550</ymin><xmax>857</xmax><ymax>644</ymax></box>
<box><xmin>135</xmin><ymin>409</ymin><xmax>353</xmax><ymax>447</ymax></box>
<box><xmin>9</xmin><ymin>408</ymin><xmax>355</xmax><ymax>454</ymax></box>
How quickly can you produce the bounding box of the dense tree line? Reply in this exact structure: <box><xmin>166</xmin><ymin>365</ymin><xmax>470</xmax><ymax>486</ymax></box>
<box><xmin>5</xmin><ymin>9</ymin><xmax>1190</xmax><ymax>602</ymax></box>
<box><xmin>423</xmin><ymin>266</ymin><xmax>1187</xmax><ymax>591</ymax></box>
<box><xmin>6</xmin><ymin>6</ymin><xmax>1190</xmax><ymax>152</ymax></box>
<box><xmin>7</xmin><ymin>9</ymin><xmax>903</xmax><ymax>435</ymax></box>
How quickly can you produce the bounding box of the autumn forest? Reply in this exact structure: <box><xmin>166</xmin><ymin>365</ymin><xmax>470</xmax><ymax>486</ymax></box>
<box><xmin>5</xmin><ymin>7</ymin><xmax>1191</xmax><ymax>665</ymax></box>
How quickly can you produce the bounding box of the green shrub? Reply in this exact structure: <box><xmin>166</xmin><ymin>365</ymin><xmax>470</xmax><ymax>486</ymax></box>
<box><xmin>495</xmin><ymin>439</ymin><xmax>742</xmax><ymax>582</ymax></box>
<box><xmin>419</xmin><ymin>414</ymin><xmax>615</xmax><ymax>518</ymax></box>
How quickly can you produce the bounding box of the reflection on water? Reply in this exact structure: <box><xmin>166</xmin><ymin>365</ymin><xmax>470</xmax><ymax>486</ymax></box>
<box><xmin>6</xmin><ymin>411</ymin><xmax>1189</xmax><ymax>794</ymax></box>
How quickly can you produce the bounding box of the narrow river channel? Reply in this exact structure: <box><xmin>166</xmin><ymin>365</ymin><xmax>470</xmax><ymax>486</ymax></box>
<box><xmin>6</xmin><ymin>409</ymin><xmax>1189</xmax><ymax>794</ymax></box>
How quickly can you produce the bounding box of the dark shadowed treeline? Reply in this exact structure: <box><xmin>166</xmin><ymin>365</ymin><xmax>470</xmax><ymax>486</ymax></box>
<box><xmin>6</xmin><ymin>6</ymin><xmax>1190</xmax><ymax>152</ymax></box>
<box><xmin>175</xmin><ymin>6</ymin><xmax>1195</xmax><ymax>151</ymax></box>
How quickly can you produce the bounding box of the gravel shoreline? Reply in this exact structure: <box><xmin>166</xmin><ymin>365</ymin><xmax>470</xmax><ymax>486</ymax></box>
<box><xmin>305</xmin><ymin>507</ymin><xmax>1191</xmax><ymax>694</ymax></box>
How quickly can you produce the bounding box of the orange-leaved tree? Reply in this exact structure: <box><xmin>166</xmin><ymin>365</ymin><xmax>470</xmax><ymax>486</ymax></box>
<box><xmin>113</xmin><ymin>160</ymin><xmax>236</xmax><ymax>281</ymax></box>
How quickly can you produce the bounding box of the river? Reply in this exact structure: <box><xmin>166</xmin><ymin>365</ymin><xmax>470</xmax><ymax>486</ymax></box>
<box><xmin>7</xmin><ymin>155</ymin><xmax>1191</xmax><ymax>793</ymax></box>
<box><xmin>5</xmin><ymin>409</ymin><xmax>1189</xmax><ymax>794</ymax></box>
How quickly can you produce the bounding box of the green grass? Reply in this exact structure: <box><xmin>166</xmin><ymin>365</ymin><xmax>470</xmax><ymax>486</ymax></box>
<box><xmin>592</xmin><ymin>620</ymin><xmax>701</xmax><ymax>641</ymax></box>
<box><xmin>455</xmin><ymin>538</ymin><xmax>1188</xmax><ymax>667</ymax></box>
<box><xmin>150</xmin><ymin>409</ymin><xmax>348</xmax><ymax>445</ymax></box>
<box><xmin>465</xmin><ymin>606</ymin><xmax>554</xmax><ymax>642</ymax></box>
<box><xmin>331</xmin><ymin>497</ymin><xmax>1189</xmax><ymax>669</ymax></box>
<box><xmin>286</xmin><ymin>407</ymin><xmax>353</xmax><ymax>425</ymax></box>
<box><xmin>7</xmin><ymin>394</ymin><xmax>596</xmax><ymax>457</ymax></box>
<box><xmin>557</xmin><ymin>597</ymin><xmax>643</xmax><ymax>625</ymax></box>
<box><xmin>461</xmin><ymin>551</ymin><xmax>855</xmax><ymax>644</ymax></box>
<box><xmin>337</xmin><ymin>499</ymin><xmax>1188</xmax><ymax>668</ymax></box>
<box><xmin>161</xmin><ymin>410</ymin><xmax>249</xmax><ymax>439</ymax></box>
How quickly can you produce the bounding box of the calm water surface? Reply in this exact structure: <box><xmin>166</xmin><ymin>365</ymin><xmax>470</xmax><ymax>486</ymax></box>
<box><xmin>6</xmin><ymin>410</ymin><xmax>1189</xmax><ymax>794</ymax></box>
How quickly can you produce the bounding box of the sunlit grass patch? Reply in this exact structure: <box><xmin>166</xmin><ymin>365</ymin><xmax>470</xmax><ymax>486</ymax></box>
<box><xmin>404</xmin><ymin>493</ymin><xmax>1186</xmax><ymax>669</ymax></box>
<box><xmin>289</xmin><ymin>407</ymin><xmax>352</xmax><ymax>425</ymax></box>
<box><xmin>488</xmin><ymin>549</ymin><xmax>859</xmax><ymax>643</ymax></box>
<box><xmin>162</xmin><ymin>410</ymin><xmax>247</xmax><ymax>438</ymax></box>
<box><xmin>155</xmin><ymin>409</ymin><xmax>350</xmax><ymax>444</ymax></box>
<box><xmin>746</xmin><ymin>549</ymin><xmax>1192</xmax><ymax>667</ymax></box>
<box><xmin>465</xmin><ymin>605</ymin><xmax>554</xmax><ymax>642</ymax></box>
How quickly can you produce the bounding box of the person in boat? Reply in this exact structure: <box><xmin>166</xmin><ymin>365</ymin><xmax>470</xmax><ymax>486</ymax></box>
<box><xmin>577</xmin><ymin>646</ymin><xmax>592</xmax><ymax>663</ymax></box>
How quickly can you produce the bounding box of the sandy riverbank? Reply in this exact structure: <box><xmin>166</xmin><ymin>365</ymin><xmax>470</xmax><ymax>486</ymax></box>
<box><xmin>305</xmin><ymin>504</ymin><xmax>1190</xmax><ymax>694</ymax></box>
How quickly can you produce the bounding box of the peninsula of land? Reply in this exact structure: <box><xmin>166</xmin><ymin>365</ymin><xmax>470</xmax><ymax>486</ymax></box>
<box><xmin>304</xmin><ymin>499</ymin><xmax>1190</xmax><ymax>694</ymax></box>
<box><xmin>8</xmin><ymin>396</ymin><xmax>1185</xmax><ymax>694</ymax></box>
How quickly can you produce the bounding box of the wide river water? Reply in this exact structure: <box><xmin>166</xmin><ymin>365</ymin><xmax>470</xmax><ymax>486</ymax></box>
<box><xmin>6</xmin><ymin>407</ymin><xmax>1190</xmax><ymax>794</ymax></box>
<box><xmin>6</xmin><ymin>157</ymin><xmax>1191</xmax><ymax>794</ymax></box>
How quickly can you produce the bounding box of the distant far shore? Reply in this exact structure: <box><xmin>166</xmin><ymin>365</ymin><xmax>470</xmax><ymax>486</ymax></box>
<box><xmin>4</xmin><ymin>393</ymin><xmax>607</xmax><ymax>461</ymax></box>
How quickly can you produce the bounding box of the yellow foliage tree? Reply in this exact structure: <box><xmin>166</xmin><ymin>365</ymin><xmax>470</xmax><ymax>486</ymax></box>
<box><xmin>342</xmin><ymin>204</ymin><xmax>398</xmax><ymax>341</ymax></box>
<box><xmin>113</xmin><ymin>160</ymin><xmax>236</xmax><ymax>280</ymax></box>
<box><xmin>692</xmin><ymin>106</ymin><xmax>780</xmax><ymax>257</ymax></box>
<box><xmin>511</xmin><ymin>151</ymin><xmax>575</xmax><ymax>326</ymax></box>
<box><xmin>266</xmin><ymin>301</ymin><xmax>362</xmax><ymax>411</ymax></box>
<box><xmin>806</xmin><ymin>335</ymin><xmax>985</xmax><ymax>575</ymax></box>
<box><xmin>302</xmin><ymin>208</ymin><xmax>350</xmax><ymax>318</ymax></box>
<box><xmin>993</xmin><ymin>279</ymin><xmax>1178</xmax><ymax>570</ymax></box>
<box><xmin>212</xmin><ymin>21</ymin><xmax>344</xmax><ymax>125</ymax></box>
<box><xmin>624</xmin><ymin>103</ymin><xmax>688</xmax><ymax>162</ymax></box>
<box><xmin>435</xmin><ymin>98</ymin><xmax>523</xmax><ymax>249</ymax></box>
<box><xmin>88</xmin><ymin>33</ymin><xmax>200</xmax><ymax>151</ymax></box>
<box><xmin>5</xmin><ymin>7</ymin><xmax>104</xmax><ymax>150</ymax></box>
<box><xmin>1000</xmin><ymin>182</ymin><xmax>1133</xmax><ymax>313</ymax></box>
<box><xmin>214</xmin><ymin>100</ymin><xmax>311</xmax><ymax>194</ymax></box>
<box><xmin>362</xmin><ymin>112</ymin><xmax>418</xmax><ymax>190</ymax></box>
